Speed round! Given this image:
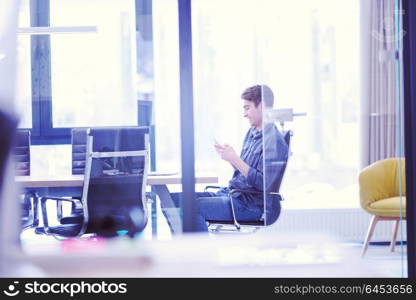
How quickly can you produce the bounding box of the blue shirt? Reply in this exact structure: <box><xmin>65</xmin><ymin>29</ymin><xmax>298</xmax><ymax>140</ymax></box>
<box><xmin>228</xmin><ymin>124</ymin><xmax>289</xmax><ymax>208</ymax></box>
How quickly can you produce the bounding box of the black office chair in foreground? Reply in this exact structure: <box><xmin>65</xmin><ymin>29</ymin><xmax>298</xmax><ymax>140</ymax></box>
<box><xmin>39</xmin><ymin>127</ymin><xmax>150</xmax><ymax>238</ymax></box>
<box><xmin>51</xmin><ymin>128</ymin><xmax>91</xmax><ymax>224</ymax></box>
<box><xmin>56</xmin><ymin>128</ymin><xmax>156</xmax><ymax>228</ymax></box>
<box><xmin>34</xmin><ymin>128</ymin><xmax>87</xmax><ymax>233</ymax></box>
<box><xmin>0</xmin><ymin>110</ymin><xmax>18</xmax><ymax>216</ymax></box>
<box><xmin>12</xmin><ymin>129</ymin><xmax>39</xmax><ymax>230</ymax></box>
<box><xmin>50</xmin><ymin>128</ymin><xmax>119</xmax><ymax>226</ymax></box>
<box><xmin>206</xmin><ymin>130</ymin><xmax>293</xmax><ymax>233</ymax></box>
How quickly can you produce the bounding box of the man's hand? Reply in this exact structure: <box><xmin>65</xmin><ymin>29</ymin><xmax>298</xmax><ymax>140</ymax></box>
<box><xmin>214</xmin><ymin>143</ymin><xmax>250</xmax><ymax>177</ymax></box>
<box><xmin>214</xmin><ymin>143</ymin><xmax>238</xmax><ymax>163</ymax></box>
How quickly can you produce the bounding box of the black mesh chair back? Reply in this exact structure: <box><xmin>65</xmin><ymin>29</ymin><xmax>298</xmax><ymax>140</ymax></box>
<box><xmin>0</xmin><ymin>113</ymin><xmax>34</xmax><ymax>232</ymax></box>
<box><xmin>262</xmin><ymin>129</ymin><xmax>292</xmax><ymax>225</ymax></box>
<box><xmin>207</xmin><ymin>129</ymin><xmax>293</xmax><ymax>231</ymax></box>
<box><xmin>71</xmin><ymin>128</ymin><xmax>144</xmax><ymax>176</ymax></box>
<box><xmin>12</xmin><ymin>129</ymin><xmax>39</xmax><ymax>229</ymax></box>
<box><xmin>0</xmin><ymin>111</ymin><xmax>17</xmax><ymax>191</ymax></box>
<box><xmin>81</xmin><ymin>127</ymin><xmax>149</xmax><ymax>236</ymax></box>
<box><xmin>13</xmin><ymin>130</ymin><xmax>31</xmax><ymax>176</ymax></box>
<box><xmin>40</xmin><ymin>127</ymin><xmax>150</xmax><ymax>238</ymax></box>
<box><xmin>71</xmin><ymin>129</ymin><xmax>87</xmax><ymax>175</ymax></box>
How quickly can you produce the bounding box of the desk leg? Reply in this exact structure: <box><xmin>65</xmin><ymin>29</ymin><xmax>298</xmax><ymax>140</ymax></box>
<box><xmin>152</xmin><ymin>185</ymin><xmax>182</xmax><ymax>234</ymax></box>
<box><xmin>150</xmin><ymin>187</ymin><xmax>158</xmax><ymax>238</ymax></box>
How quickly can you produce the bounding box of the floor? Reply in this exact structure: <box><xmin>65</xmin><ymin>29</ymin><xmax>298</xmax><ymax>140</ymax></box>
<box><xmin>20</xmin><ymin>200</ymin><xmax>168</xmax><ymax>239</ymax></box>
<box><xmin>19</xmin><ymin>201</ymin><xmax>408</xmax><ymax>278</ymax></box>
<box><xmin>343</xmin><ymin>242</ymin><xmax>408</xmax><ymax>277</ymax></box>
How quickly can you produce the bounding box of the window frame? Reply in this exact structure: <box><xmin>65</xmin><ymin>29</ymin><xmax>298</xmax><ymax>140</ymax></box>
<box><xmin>28</xmin><ymin>0</ymin><xmax>70</xmax><ymax>145</ymax></box>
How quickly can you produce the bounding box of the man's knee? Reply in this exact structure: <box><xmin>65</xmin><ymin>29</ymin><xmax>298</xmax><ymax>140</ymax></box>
<box><xmin>169</xmin><ymin>193</ymin><xmax>182</xmax><ymax>208</ymax></box>
<box><xmin>170</xmin><ymin>192</ymin><xmax>214</xmax><ymax>209</ymax></box>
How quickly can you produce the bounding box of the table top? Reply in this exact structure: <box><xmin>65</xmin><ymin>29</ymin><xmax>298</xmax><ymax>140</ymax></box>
<box><xmin>15</xmin><ymin>146</ymin><xmax>218</xmax><ymax>188</ymax></box>
<box><xmin>15</xmin><ymin>173</ymin><xmax>218</xmax><ymax>188</ymax></box>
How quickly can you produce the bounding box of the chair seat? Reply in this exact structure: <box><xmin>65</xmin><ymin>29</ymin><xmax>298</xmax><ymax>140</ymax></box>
<box><xmin>47</xmin><ymin>224</ymin><xmax>82</xmax><ymax>237</ymax></box>
<box><xmin>367</xmin><ymin>196</ymin><xmax>407</xmax><ymax>217</ymax></box>
<box><xmin>34</xmin><ymin>227</ymin><xmax>45</xmax><ymax>234</ymax></box>
<box><xmin>60</xmin><ymin>214</ymin><xmax>83</xmax><ymax>224</ymax></box>
<box><xmin>34</xmin><ymin>224</ymin><xmax>81</xmax><ymax>237</ymax></box>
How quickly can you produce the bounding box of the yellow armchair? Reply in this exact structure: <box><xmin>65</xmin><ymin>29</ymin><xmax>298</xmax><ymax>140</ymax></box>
<box><xmin>359</xmin><ymin>158</ymin><xmax>406</xmax><ymax>257</ymax></box>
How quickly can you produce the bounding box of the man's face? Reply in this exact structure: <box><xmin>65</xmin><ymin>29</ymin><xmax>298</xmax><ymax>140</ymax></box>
<box><xmin>243</xmin><ymin>100</ymin><xmax>262</xmax><ymax>129</ymax></box>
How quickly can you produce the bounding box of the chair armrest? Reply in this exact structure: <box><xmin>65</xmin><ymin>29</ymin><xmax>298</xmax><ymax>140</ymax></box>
<box><xmin>57</xmin><ymin>196</ymin><xmax>82</xmax><ymax>221</ymax></box>
<box><xmin>229</xmin><ymin>189</ymin><xmax>262</xmax><ymax>196</ymax></box>
<box><xmin>269</xmin><ymin>192</ymin><xmax>284</xmax><ymax>200</ymax></box>
<box><xmin>40</xmin><ymin>196</ymin><xmax>83</xmax><ymax>235</ymax></box>
<box><xmin>229</xmin><ymin>189</ymin><xmax>284</xmax><ymax>201</ymax></box>
<box><xmin>204</xmin><ymin>186</ymin><xmax>223</xmax><ymax>192</ymax></box>
<box><xmin>227</xmin><ymin>194</ymin><xmax>240</xmax><ymax>230</ymax></box>
<box><xmin>40</xmin><ymin>196</ymin><xmax>83</xmax><ymax>209</ymax></box>
<box><xmin>24</xmin><ymin>191</ymin><xmax>40</xmax><ymax>227</ymax></box>
<box><xmin>57</xmin><ymin>201</ymin><xmax>63</xmax><ymax>221</ymax></box>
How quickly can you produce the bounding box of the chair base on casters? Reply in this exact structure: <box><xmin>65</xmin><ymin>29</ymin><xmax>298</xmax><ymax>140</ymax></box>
<box><xmin>207</xmin><ymin>221</ymin><xmax>263</xmax><ymax>234</ymax></box>
<box><xmin>34</xmin><ymin>224</ymin><xmax>82</xmax><ymax>238</ymax></box>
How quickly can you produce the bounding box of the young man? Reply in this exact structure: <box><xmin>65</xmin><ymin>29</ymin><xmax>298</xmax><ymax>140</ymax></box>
<box><xmin>168</xmin><ymin>84</ymin><xmax>289</xmax><ymax>232</ymax></box>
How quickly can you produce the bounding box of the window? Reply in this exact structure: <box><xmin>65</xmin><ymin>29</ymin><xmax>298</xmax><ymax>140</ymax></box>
<box><xmin>15</xmin><ymin>0</ymin><xmax>32</xmax><ymax>129</ymax></box>
<box><xmin>18</xmin><ymin>0</ymin><xmax>139</xmax><ymax>144</ymax></box>
<box><xmin>50</xmin><ymin>0</ymin><xmax>137</xmax><ymax>128</ymax></box>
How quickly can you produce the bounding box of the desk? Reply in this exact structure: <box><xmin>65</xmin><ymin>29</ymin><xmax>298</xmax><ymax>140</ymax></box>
<box><xmin>15</xmin><ymin>173</ymin><xmax>218</xmax><ymax>236</ymax></box>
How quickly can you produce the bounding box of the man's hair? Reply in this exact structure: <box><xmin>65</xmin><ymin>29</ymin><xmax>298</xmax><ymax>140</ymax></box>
<box><xmin>241</xmin><ymin>84</ymin><xmax>274</xmax><ymax>107</ymax></box>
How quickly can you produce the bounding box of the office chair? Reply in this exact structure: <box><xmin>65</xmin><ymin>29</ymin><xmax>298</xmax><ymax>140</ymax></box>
<box><xmin>359</xmin><ymin>157</ymin><xmax>406</xmax><ymax>257</ymax></box>
<box><xmin>59</xmin><ymin>127</ymin><xmax>156</xmax><ymax>229</ymax></box>
<box><xmin>56</xmin><ymin>128</ymin><xmax>134</xmax><ymax>226</ymax></box>
<box><xmin>44</xmin><ymin>128</ymin><xmax>88</xmax><ymax>224</ymax></box>
<box><xmin>34</xmin><ymin>129</ymin><xmax>87</xmax><ymax>234</ymax></box>
<box><xmin>206</xmin><ymin>130</ymin><xmax>293</xmax><ymax>233</ymax></box>
<box><xmin>39</xmin><ymin>127</ymin><xmax>150</xmax><ymax>238</ymax></box>
<box><xmin>0</xmin><ymin>110</ymin><xmax>18</xmax><ymax>199</ymax></box>
<box><xmin>12</xmin><ymin>129</ymin><xmax>39</xmax><ymax>230</ymax></box>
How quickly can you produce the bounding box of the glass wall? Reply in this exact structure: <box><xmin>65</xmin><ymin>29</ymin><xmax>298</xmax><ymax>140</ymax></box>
<box><xmin>393</xmin><ymin>0</ymin><xmax>406</xmax><ymax>277</ymax></box>
<box><xmin>12</xmin><ymin>0</ymin><xmax>408</xmax><ymax>277</ymax></box>
<box><xmin>190</xmin><ymin>0</ymin><xmax>406</xmax><ymax>277</ymax></box>
<box><xmin>358</xmin><ymin>0</ymin><xmax>406</xmax><ymax>276</ymax></box>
